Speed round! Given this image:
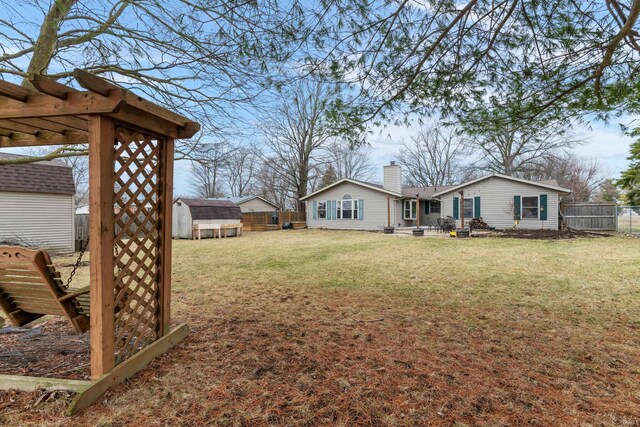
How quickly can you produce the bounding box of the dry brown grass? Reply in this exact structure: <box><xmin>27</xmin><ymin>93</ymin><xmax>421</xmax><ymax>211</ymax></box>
<box><xmin>1</xmin><ymin>230</ymin><xmax>639</xmax><ymax>426</ymax></box>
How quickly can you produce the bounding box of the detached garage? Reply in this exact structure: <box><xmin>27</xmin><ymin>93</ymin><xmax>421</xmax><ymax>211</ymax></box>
<box><xmin>172</xmin><ymin>198</ymin><xmax>243</xmax><ymax>239</ymax></box>
<box><xmin>0</xmin><ymin>153</ymin><xmax>76</xmax><ymax>252</ymax></box>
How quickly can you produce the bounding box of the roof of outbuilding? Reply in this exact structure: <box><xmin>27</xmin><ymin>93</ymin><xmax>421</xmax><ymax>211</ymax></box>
<box><xmin>175</xmin><ymin>198</ymin><xmax>243</xmax><ymax>220</ymax></box>
<box><xmin>209</xmin><ymin>195</ymin><xmax>280</xmax><ymax>209</ymax></box>
<box><xmin>0</xmin><ymin>152</ymin><xmax>76</xmax><ymax>196</ymax></box>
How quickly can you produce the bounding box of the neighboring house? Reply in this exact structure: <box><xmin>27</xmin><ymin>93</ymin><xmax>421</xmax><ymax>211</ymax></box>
<box><xmin>209</xmin><ymin>195</ymin><xmax>279</xmax><ymax>213</ymax></box>
<box><xmin>172</xmin><ymin>198</ymin><xmax>243</xmax><ymax>238</ymax></box>
<box><xmin>0</xmin><ymin>153</ymin><xmax>76</xmax><ymax>252</ymax></box>
<box><xmin>302</xmin><ymin>162</ymin><xmax>571</xmax><ymax>230</ymax></box>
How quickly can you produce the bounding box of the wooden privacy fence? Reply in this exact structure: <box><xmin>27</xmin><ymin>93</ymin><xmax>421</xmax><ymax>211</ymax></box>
<box><xmin>561</xmin><ymin>203</ymin><xmax>617</xmax><ymax>231</ymax></box>
<box><xmin>76</xmin><ymin>209</ymin><xmax>162</xmax><ymax>250</ymax></box>
<box><xmin>75</xmin><ymin>213</ymin><xmax>89</xmax><ymax>251</ymax></box>
<box><xmin>242</xmin><ymin>210</ymin><xmax>306</xmax><ymax>231</ymax></box>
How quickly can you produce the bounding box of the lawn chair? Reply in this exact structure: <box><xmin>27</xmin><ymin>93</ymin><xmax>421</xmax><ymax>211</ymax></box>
<box><xmin>0</xmin><ymin>246</ymin><xmax>91</xmax><ymax>333</ymax></box>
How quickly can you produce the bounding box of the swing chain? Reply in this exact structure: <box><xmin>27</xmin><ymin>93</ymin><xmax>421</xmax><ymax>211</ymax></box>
<box><xmin>63</xmin><ymin>239</ymin><xmax>123</xmax><ymax>291</ymax></box>
<box><xmin>64</xmin><ymin>237</ymin><xmax>89</xmax><ymax>290</ymax></box>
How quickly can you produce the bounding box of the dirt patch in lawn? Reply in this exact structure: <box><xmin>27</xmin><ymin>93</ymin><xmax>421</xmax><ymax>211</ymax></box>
<box><xmin>474</xmin><ymin>228</ymin><xmax>614</xmax><ymax>240</ymax></box>
<box><xmin>0</xmin><ymin>319</ymin><xmax>90</xmax><ymax>379</ymax></box>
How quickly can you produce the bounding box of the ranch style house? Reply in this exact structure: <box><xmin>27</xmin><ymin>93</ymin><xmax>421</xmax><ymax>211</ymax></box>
<box><xmin>301</xmin><ymin>162</ymin><xmax>571</xmax><ymax>231</ymax></box>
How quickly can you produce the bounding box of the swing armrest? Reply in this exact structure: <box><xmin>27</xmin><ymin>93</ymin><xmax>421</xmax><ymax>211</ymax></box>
<box><xmin>59</xmin><ymin>285</ymin><xmax>91</xmax><ymax>302</ymax></box>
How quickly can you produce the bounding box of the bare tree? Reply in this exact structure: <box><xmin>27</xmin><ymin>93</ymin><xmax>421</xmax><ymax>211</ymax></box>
<box><xmin>524</xmin><ymin>154</ymin><xmax>604</xmax><ymax>203</ymax></box>
<box><xmin>260</xmin><ymin>79</ymin><xmax>335</xmax><ymax>211</ymax></box>
<box><xmin>189</xmin><ymin>142</ymin><xmax>235</xmax><ymax>199</ymax></box>
<box><xmin>397</xmin><ymin>126</ymin><xmax>468</xmax><ymax>186</ymax></box>
<box><xmin>465</xmin><ymin>122</ymin><xmax>580</xmax><ymax>177</ymax></box>
<box><xmin>254</xmin><ymin>157</ymin><xmax>291</xmax><ymax>210</ymax></box>
<box><xmin>223</xmin><ymin>144</ymin><xmax>260</xmax><ymax>197</ymax></box>
<box><xmin>325</xmin><ymin>140</ymin><xmax>375</xmax><ymax>181</ymax></box>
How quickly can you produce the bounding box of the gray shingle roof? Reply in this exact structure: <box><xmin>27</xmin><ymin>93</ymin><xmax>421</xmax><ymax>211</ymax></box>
<box><xmin>402</xmin><ymin>185</ymin><xmax>454</xmax><ymax>199</ymax></box>
<box><xmin>0</xmin><ymin>152</ymin><xmax>75</xmax><ymax>196</ymax></box>
<box><xmin>177</xmin><ymin>198</ymin><xmax>243</xmax><ymax>220</ymax></box>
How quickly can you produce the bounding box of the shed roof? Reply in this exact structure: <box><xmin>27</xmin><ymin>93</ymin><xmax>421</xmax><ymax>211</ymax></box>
<box><xmin>176</xmin><ymin>198</ymin><xmax>243</xmax><ymax>220</ymax></box>
<box><xmin>0</xmin><ymin>152</ymin><xmax>75</xmax><ymax>196</ymax></box>
<box><xmin>209</xmin><ymin>195</ymin><xmax>280</xmax><ymax>209</ymax></box>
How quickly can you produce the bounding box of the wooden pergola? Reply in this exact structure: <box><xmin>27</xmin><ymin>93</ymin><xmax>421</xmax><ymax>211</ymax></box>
<box><xmin>0</xmin><ymin>70</ymin><xmax>199</xmax><ymax>414</ymax></box>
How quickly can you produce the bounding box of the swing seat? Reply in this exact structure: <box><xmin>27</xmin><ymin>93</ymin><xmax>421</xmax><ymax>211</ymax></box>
<box><xmin>0</xmin><ymin>246</ymin><xmax>91</xmax><ymax>333</ymax></box>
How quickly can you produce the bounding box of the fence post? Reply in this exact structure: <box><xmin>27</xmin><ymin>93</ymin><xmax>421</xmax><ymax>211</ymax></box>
<box><xmin>630</xmin><ymin>206</ymin><xmax>633</xmax><ymax>234</ymax></box>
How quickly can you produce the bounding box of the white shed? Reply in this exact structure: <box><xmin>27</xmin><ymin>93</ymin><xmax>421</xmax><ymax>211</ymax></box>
<box><xmin>172</xmin><ymin>198</ymin><xmax>243</xmax><ymax>239</ymax></box>
<box><xmin>0</xmin><ymin>153</ymin><xmax>76</xmax><ymax>252</ymax></box>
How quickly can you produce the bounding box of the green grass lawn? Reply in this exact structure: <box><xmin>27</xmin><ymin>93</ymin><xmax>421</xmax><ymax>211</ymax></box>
<box><xmin>2</xmin><ymin>230</ymin><xmax>640</xmax><ymax>426</ymax></box>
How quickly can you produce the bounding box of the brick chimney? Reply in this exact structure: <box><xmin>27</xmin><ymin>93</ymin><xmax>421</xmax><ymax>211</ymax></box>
<box><xmin>383</xmin><ymin>161</ymin><xmax>402</xmax><ymax>193</ymax></box>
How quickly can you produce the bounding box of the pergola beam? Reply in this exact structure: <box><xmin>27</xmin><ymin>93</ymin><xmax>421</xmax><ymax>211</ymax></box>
<box><xmin>0</xmin><ymin>80</ymin><xmax>34</xmax><ymax>102</ymax></box>
<box><xmin>107</xmin><ymin>105</ymin><xmax>194</xmax><ymax>139</ymax></box>
<box><xmin>0</xmin><ymin>92</ymin><xmax>123</xmax><ymax>119</ymax></box>
<box><xmin>74</xmin><ymin>69</ymin><xmax>115</xmax><ymax>97</ymax></box>
<box><xmin>30</xmin><ymin>74</ymin><xmax>80</xmax><ymax>99</ymax></box>
<box><xmin>11</xmin><ymin>116</ymin><xmax>88</xmax><ymax>133</ymax></box>
<box><xmin>0</xmin><ymin>119</ymin><xmax>39</xmax><ymax>134</ymax></box>
<box><xmin>0</xmin><ymin>130</ymin><xmax>88</xmax><ymax>147</ymax></box>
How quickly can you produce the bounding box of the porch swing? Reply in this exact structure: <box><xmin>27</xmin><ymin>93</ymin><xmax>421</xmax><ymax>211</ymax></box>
<box><xmin>0</xmin><ymin>238</ymin><xmax>130</xmax><ymax>333</ymax></box>
<box><xmin>0</xmin><ymin>70</ymin><xmax>199</xmax><ymax>414</ymax></box>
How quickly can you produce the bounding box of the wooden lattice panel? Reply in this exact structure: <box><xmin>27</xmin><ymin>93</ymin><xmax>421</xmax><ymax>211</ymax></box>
<box><xmin>112</xmin><ymin>126</ymin><xmax>165</xmax><ymax>363</ymax></box>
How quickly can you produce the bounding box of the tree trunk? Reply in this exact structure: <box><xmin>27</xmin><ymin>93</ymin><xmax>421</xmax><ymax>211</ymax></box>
<box><xmin>22</xmin><ymin>0</ymin><xmax>78</xmax><ymax>89</ymax></box>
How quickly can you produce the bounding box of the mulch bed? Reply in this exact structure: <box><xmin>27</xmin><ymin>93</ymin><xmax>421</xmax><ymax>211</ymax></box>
<box><xmin>0</xmin><ymin>319</ymin><xmax>90</xmax><ymax>379</ymax></box>
<box><xmin>473</xmin><ymin>229</ymin><xmax>614</xmax><ymax>240</ymax></box>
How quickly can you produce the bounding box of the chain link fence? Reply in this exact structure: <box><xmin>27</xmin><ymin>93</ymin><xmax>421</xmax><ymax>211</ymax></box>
<box><xmin>617</xmin><ymin>206</ymin><xmax>640</xmax><ymax>235</ymax></box>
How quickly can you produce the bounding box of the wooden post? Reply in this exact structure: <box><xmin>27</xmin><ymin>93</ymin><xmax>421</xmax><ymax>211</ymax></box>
<box><xmin>159</xmin><ymin>138</ymin><xmax>174</xmax><ymax>336</ymax></box>
<box><xmin>416</xmin><ymin>194</ymin><xmax>420</xmax><ymax>228</ymax></box>
<box><xmin>88</xmin><ymin>115</ymin><xmax>116</xmax><ymax>379</ymax></box>
<box><xmin>459</xmin><ymin>191</ymin><xmax>464</xmax><ymax>229</ymax></box>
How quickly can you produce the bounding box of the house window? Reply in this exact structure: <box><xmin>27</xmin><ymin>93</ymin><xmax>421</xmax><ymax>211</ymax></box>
<box><xmin>522</xmin><ymin>196</ymin><xmax>539</xmax><ymax>219</ymax></box>
<box><xmin>429</xmin><ymin>200</ymin><xmax>441</xmax><ymax>214</ymax></box>
<box><xmin>317</xmin><ymin>201</ymin><xmax>327</xmax><ymax>219</ymax></box>
<box><xmin>463</xmin><ymin>198</ymin><xmax>474</xmax><ymax>219</ymax></box>
<box><xmin>337</xmin><ymin>194</ymin><xmax>359</xmax><ymax>219</ymax></box>
<box><xmin>404</xmin><ymin>199</ymin><xmax>417</xmax><ymax>220</ymax></box>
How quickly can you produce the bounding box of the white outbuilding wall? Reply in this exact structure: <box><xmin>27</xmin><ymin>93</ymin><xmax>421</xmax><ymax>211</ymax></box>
<box><xmin>0</xmin><ymin>191</ymin><xmax>75</xmax><ymax>252</ymax></box>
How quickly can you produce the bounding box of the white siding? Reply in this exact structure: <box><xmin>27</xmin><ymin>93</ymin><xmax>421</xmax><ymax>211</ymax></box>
<box><xmin>0</xmin><ymin>191</ymin><xmax>74</xmax><ymax>252</ymax></box>
<box><xmin>306</xmin><ymin>182</ymin><xmax>400</xmax><ymax>230</ymax></box>
<box><xmin>238</xmin><ymin>198</ymin><xmax>277</xmax><ymax>213</ymax></box>
<box><xmin>172</xmin><ymin>201</ymin><xmax>193</xmax><ymax>239</ymax></box>
<box><xmin>438</xmin><ymin>176</ymin><xmax>561</xmax><ymax>230</ymax></box>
